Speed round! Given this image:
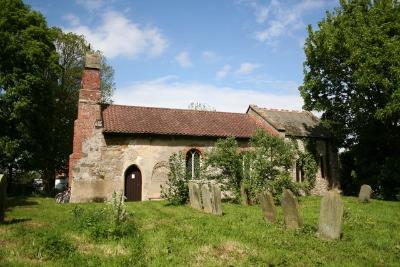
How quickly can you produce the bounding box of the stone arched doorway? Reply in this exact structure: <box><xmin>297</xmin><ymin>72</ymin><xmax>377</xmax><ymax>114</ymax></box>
<box><xmin>124</xmin><ymin>165</ymin><xmax>142</xmax><ymax>201</ymax></box>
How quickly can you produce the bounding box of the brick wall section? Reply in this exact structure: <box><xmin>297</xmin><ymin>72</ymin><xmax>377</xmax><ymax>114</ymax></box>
<box><xmin>68</xmin><ymin>54</ymin><xmax>101</xmax><ymax>182</ymax></box>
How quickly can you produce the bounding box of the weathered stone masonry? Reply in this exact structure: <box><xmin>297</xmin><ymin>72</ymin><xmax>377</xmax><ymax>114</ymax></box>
<box><xmin>69</xmin><ymin>53</ymin><xmax>339</xmax><ymax>203</ymax></box>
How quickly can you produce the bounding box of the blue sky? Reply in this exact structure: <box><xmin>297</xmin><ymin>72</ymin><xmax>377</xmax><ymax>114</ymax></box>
<box><xmin>25</xmin><ymin>0</ymin><xmax>337</xmax><ymax>112</ymax></box>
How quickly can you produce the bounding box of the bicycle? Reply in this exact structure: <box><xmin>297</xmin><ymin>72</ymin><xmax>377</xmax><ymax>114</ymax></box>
<box><xmin>55</xmin><ymin>186</ymin><xmax>71</xmax><ymax>203</ymax></box>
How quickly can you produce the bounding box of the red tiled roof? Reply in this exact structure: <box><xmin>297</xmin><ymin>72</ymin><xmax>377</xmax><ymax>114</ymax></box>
<box><xmin>102</xmin><ymin>104</ymin><xmax>277</xmax><ymax>138</ymax></box>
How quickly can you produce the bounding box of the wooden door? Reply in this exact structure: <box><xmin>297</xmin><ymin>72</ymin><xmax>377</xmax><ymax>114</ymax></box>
<box><xmin>125</xmin><ymin>166</ymin><xmax>142</xmax><ymax>201</ymax></box>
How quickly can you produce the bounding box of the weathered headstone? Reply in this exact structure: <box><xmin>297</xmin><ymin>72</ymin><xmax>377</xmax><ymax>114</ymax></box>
<box><xmin>211</xmin><ymin>184</ymin><xmax>223</xmax><ymax>215</ymax></box>
<box><xmin>240</xmin><ymin>183</ymin><xmax>249</xmax><ymax>206</ymax></box>
<box><xmin>281</xmin><ymin>189</ymin><xmax>303</xmax><ymax>229</ymax></box>
<box><xmin>0</xmin><ymin>174</ymin><xmax>6</xmax><ymax>222</ymax></box>
<box><xmin>259</xmin><ymin>191</ymin><xmax>277</xmax><ymax>223</ymax></box>
<box><xmin>358</xmin><ymin>184</ymin><xmax>372</xmax><ymax>203</ymax></box>
<box><xmin>201</xmin><ymin>183</ymin><xmax>213</xmax><ymax>213</ymax></box>
<box><xmin>318</xmin><ymin>190</ymin><xmax>344</xmax><ymax>240</ymax></box>
<box><xmin>188</xmin><ymin>181</ymin><xmax>202</xmax><ymax>210</ymax></box>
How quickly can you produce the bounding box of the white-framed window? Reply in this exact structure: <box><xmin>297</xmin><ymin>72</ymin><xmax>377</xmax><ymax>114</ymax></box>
<box><xmin>296</xmin><ymin>160</ymin><xmax>304</xmax><ymax>182</ymax></box>
<box><xmin>186</xmin><ymin>149</ymin><xmax>201</xmax><ymax>179</ymax></box>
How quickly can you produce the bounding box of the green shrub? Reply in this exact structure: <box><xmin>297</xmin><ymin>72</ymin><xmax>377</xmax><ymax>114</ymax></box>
<box><xmin>246</xmin><ymin>129</ymin><xmax>298</xmax><ymax>202</ymax></box>
<box><xmin>34</xmin><ymin>230</ymin><xmax>76</xmax><ymax>260</ymax></box>
<box><xmin>160</xmin><ymin>152</ymin><xmax>190</xmax><ymax>205</ymax></box>
<box><xmin>297</xmin><ymin>151</ymin><xmax>318</xmax><ymax>193</ymax></box>
<box><xmin>71</xmin><ymin>192</ymin><xmax>136</xmax><ymax>240</ymax></box>
<box><xmin>266</xmin><ymin>173</ymin><xmax>300</xmax><ymax>204</ymax></box>
<box><xmin>205</xmin><ymin>137</ymin><xmax>243</xmax><ymax>201</ymax></box>
<box><xmin>204</xmin><ymin>130</ymin><xmax>303</xmax><ymax>203</ymax></box>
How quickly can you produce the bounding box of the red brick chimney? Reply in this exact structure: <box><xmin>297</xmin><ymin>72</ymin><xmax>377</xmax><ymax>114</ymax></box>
<box><xmin>68</xmin><ymin>53</ymin><xmax>101</xmax><ymax>182</ymax></box>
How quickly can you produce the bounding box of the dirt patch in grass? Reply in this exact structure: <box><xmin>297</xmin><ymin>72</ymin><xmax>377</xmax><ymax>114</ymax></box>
<box><xmin>141</xmin><ymin>219</ymin><xmax>171</xmax><ymax>230</ymax></box>
<box><xmin>194</xmin><ymin>240</ymin><xmax>248</xmax><ymax>266</ymax></box>
<box><xmin>23</xmin><ymin>220</ymin><xmax>46</xmax><ymax>229</ymax></box>
<box><xmin>70</xmin><ymin>233</ymin><xmax>128</xmax><ymax>257</ymax></box>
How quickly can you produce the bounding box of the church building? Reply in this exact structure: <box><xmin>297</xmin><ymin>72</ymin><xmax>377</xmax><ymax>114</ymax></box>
<box><xmin>68</xmin><ymin>53</ymin><xmax>338</xmax><ymax>203</ymax></box>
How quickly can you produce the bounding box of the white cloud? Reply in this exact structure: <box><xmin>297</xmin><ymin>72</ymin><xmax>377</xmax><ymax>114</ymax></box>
<box><xmin>63</xmin><ymin>14</ymin><xmax>80</xmax><ymax>26</ymax></box>
<box><xmin>76</xmin><ymin>0</ymin><xmax>104</xmax><ymax>10</ymax></box>
<box><xmin>64</xmin><ymin>11</ymin><xmax>168</xmax><ymax>59</ymax></box>
<box><xmin>236</xmin><ymin>62</ymin><xmax>260</xmax><ymax>75</ymax></box>
<box><xmin>113</xmin><ymin>76</ymin><xmax>303</xmax><ymax>112</ymax></box>
<box><xmin>245</xmin><ymin>0</ymin><xmax>326</xmax><ymax>45</ymax></box>
<box><xmin>237</xmin><ymin>78</ymin><xmax>300</xmax><ymax>92</ymax></box>
<box><xmin>175</xmin><ymin>51</ymin><xmax>193</xmax><ymax>68</ymax></box>
<box><xmin>216</xmin><ymin>64</ymin><xmax>232</xmax><ymax>79</ymax></box>
<box><xmin>202</xmin><ymin>50</ymin><xmax>218</xmax><ymax>62</ymax></box>
<box><xmin>255</xmin><ymin>6</ymin><xmax>269</xmax><ymax>24</ymax></box>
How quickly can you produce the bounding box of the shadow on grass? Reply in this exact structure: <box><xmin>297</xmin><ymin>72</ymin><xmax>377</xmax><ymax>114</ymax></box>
<box><xmin>0</xmin><ymin>217</ymin><xmax>31</xmax><ymax>225</ymax></box>
<box><xmin>6</xmin><ymin>196</ymin><xmax>39</xmax><ymax>211</ymax></box>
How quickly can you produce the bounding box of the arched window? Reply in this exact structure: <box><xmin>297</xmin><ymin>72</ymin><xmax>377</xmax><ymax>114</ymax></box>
<box><xmin>186</xmin><ymin>149</ymin><xmax>201</xmax><ymax>179</ymax></box>
<box><xmin>296</xmin><ymin>160</ymin><xmax>304</xmax><ymax>183</ymax></box>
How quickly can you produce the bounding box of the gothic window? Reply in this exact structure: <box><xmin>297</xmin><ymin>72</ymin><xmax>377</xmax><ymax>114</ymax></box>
<box><xmin>296</xmin><ymin>160</ymin><xmax>304</xmax><ymax>183</ymax></box>
<box><xmin>186</xmin><ymin>149</ymin><xmax>201</xmax><ymax>179</ymax></box>
<box><xmin>320</xmin><ymin>155</ymin><xmax>325</xmax><ymax>178</ymax></box>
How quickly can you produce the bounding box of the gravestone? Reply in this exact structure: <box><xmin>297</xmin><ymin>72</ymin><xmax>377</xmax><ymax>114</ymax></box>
<box><xmin>318</xmin><ymin>190</ymin><xmax>344</xmax><ymax>240</ymax></box>
<box><xmin>201</xmin><ymin>183</ymin><xmax>213</xmax><ymax>213</ymax></box>
<box><xmin>0</xmin><ymin>174</ymin><xmax>6</xmax><ymax>222</ymax></box>
<box><xmin>259</xmin><ymin>191</ymin><xmax>277</xmax><ymax>223</ymax></box>
<box><xmin>281</xmin><ymin>189</ymin><xmax>303</xmax><ymax>229</ymax></box>
<box><xmin>211</xmin><ymin>184</ymin><xmax>223</xmax><ymax>215</ymax></box>
<box><xmin>240</xmin><ymin>183</ymin><xmax>249</xmax><ymax>205</ymax></box>
<box><xmin>358</xmin><ymin>184</ymin><xmax>372</xmax><ymax>203</ymax></box>
<box><xmin>188</xmin><ymin>181</ymin><xmax>202</xmax><ymax>210</ymax></box>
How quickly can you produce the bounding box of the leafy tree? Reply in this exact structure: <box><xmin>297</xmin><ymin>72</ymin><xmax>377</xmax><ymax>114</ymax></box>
<box><xmin>300</xmin><ymin>0</ymin><xmax>400</xmax><ymax>199</ymax></box>
<box><xmin>51</xmin><ymin>29</ymin><xmax>115</xmax><ymax>176</ymax></box>
<box><xmin>53</xmin><ymin>28</ymin><xmax>115</xmax><ymax>104</ymax></box>
<box><xmin>0</xmin><ymin>0</ymin><xmax>59</xmax><ymax>187</ymax></box>
<box><xmin>188</xmin><ymin>102</ymin><xmax>216</xmax><ymax>111</ymax></box>
<box><xmin>205</xmin><ymin>137</ymin><xmax>243</xmax><ymax>201</ymax></box>
<box><xmin>161</xmin><ymin>152</ymin><xmax>189</xmax><ymax>205</ymax></box>
<box><xmin>297</xmin><ymin>151</ymin><xmax>318</xmax><ymax>193</ymax></box>
<box><xmin>247</xmin><ymin>129</ymin><xmax>298</xmax><ymax>202</ymax></box>
<box><xmin>0</xmin><ymin>2</ymin><xmax>116</xmax><ymax>192</ymax></box>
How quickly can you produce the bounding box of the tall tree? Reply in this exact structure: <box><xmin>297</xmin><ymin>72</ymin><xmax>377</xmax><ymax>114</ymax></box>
<box><xmin>53</xmin><ymin>28</ymin><xmax>115</xmax><ymax>104</ymax></box>
<box><xmin>300</xmin><ymin>0</ymin><xmax>400</xmax><ymax>198</ymax></box>
<box><xmin>0</xmin><ymin>1</ymin><xmax>116</xmax><ymax>191</ymax></box>
<box><xmin>50</xmin><ymin>29</ymin><xmax>115</xmax><ymax>177</ymax></box>
<box><xmin>0</xmin><ymin>0</ymin><xmax>59</xmax><ymax>185</ymax></box>
<box><xmin>187</xmin><ymin>102</ymin><xmax>216</xmax><ymax>111</ymax></box>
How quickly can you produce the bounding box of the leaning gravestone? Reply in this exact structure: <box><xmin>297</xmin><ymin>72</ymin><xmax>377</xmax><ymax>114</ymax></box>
<box><xmin>201</xmin><ymin>183</ymin><xmax>213</xmax><ymax>213</ymax></box>
<box><xmin>281</xmin><ymin>189</ymin><xmax>303</xmax><ymax>229</ymax></box>
<box><xmin>259</xmin><ymin>191</ymin><xmax>277</xmax><ymax>223</ymax></box>
<box><xmin>318</xmin><ymin>190</ymin><xmax>344</xmax><ymax>240</ymax></box>
<box><xmin>211</xmin><ymin>183</ymin><xmax>223</xmax><ymax>215</ymax></box>
<box><xmin>0</xmin><ymin>174</ymin><xmax>6</xmax><ymax>222</ymax></box>
<box><xmin>358</xmin><ymin>184</ymin><xmax>372</xmax><ymax>203</ymax></box>
<box><xmin>188</xmin><ymin>181</ymin><xmax>202</xmax><ymax>210</ymax></box>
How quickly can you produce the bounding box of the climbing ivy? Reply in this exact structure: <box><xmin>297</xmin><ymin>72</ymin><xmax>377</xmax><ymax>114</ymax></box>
<box><xmin>297</xmin><ymin>151</ymin><xmax>318</xmax><ymax>193</ymax></box>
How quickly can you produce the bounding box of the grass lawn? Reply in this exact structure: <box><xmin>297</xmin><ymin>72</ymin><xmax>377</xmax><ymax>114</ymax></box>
<box><xmin>0</xmin><ymin>196</ymin><xmax>399</xmax><ymax>267</ymax></box>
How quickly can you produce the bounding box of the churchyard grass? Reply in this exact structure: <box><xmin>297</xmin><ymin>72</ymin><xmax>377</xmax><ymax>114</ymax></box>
<box><xmin>0</xmin><ymin>196</ymin><xmax>399</xmax><ymax>266</ymax></box>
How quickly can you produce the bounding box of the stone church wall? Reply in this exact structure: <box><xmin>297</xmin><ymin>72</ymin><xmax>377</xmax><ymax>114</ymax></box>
<box><xmin>70</xmin><ymin>130</ymin><xmax>337</xmax><ymax>202</ymax></box>
<box><xmin>289</xmin><ymin>137</ymin><xmax>338</xmax><ymax>196</ymax></box>
<box><xmin>70</xmin><ymin>132</ymin><xmax>224</xmax><ymax>202</ymax></box>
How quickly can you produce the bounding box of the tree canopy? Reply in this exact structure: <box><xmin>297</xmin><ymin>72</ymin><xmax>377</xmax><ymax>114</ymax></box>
<box><xmin>0</xmin><ymin>0</ymin><xmax>115</xmax><ymax>190</ymax></box>
<box><xmin>0</xmin><ymin>0</ymin><xmax>59</xmax><ymax>182</ymax></box>
<box><xmin>300</xmin><ymin>0</ymin><xmax>400</xmax><ymax>199</ymax></box>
